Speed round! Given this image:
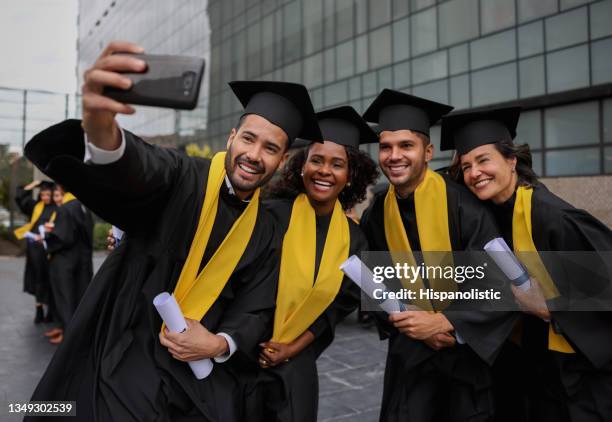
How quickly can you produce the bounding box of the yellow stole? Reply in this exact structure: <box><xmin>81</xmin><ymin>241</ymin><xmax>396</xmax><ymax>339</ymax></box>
<box><xmin>383</xmin><ymin>169</ymin><xmax>455</xmax><ymax>311</ymax></box>
<box><xmin>168</xmin><ymin>152</ymin><xmax>260</xmax><ymax>325</ymax></box>
<box><xmin>513</xmin><ymin>186</ymin><xmax>575</xmax><ymax>354</ymax></box>
<box><xmin>50</xmin><ymin>192</ymin><xmax>78</xmax><ymax>223</ymax></box>
<box><xmin>14</xmin><ymin>201</ymin><xmax>45</xmax><ymax>240</ymax></box>
<box><xmin>272</xmin><ymin>194</ymin><xmax>350</xmax><ymax>343</ymax></box>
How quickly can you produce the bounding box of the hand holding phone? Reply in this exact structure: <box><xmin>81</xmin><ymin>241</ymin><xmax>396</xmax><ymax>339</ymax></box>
<box><xmin>103</xmin><ymin>53</ymin><xmax>205</xmax><ymax>110</ymax></box>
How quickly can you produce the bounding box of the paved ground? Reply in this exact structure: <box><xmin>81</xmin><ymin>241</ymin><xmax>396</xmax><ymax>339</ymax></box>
<box><xmin>0</xmin><ymin>253</ymin><xmax>386</xmax><ymax>421</ymax></box>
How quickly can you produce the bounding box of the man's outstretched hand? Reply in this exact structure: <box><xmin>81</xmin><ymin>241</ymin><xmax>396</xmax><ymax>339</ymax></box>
<box><xmin>81</xmin><ymin>41</ymin><xmax>145</xmax><ymax>150</ymax></box>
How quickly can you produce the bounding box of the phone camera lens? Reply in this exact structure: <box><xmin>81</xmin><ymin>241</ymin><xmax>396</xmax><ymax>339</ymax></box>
<box><xmin>182</xmin><ymin>72</ymin><xmax>195</xmax><ymax>94</ymax></box>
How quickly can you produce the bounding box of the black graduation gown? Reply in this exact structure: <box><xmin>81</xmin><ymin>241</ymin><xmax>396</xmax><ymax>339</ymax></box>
<box><xmin>23</xmin><ymin>119</ymin><xmax>280</xmax><ymax>422</ymax></box>
<box><xmin>360</xmin><ymin>174</ymin><xmax>517</xmax><ymax>422</ymax></box>
<box><xmin>493</xmin><ymin>184</ymin><xmax>612</xmax><ymax>422</ymax></box>
<box><xmin>45</xmin><ymin>199</ymin><xmax>94</xmax><ymax>329</ymax></box>
<box><xmin>15</xmin><ymin>187</ymin><xmax>56</xmax><ymax>303</ymax></box>
<box><xmin>245</xmin><ymin>198</ymin><xmax>368</xmax><ymax>422</ymax></box>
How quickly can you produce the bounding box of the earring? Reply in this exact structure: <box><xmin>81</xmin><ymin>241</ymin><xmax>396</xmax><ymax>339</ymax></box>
<box><xmin>511</xmin><ymin>168</ymin><xmax>516</xmax><ymax>173</ymax></box>
<box><xmin>347</xmin><ymin>182</ymin><xmax>351</xmax><ymax>187</ymax></box>
<box><xmin>300</xmin><ymin>172</ymin><xmax>304</xmax><ymax>177</ymax></box>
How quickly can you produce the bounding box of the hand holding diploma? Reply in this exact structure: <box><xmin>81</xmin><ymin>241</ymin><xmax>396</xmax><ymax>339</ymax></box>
<box><xmin>153</xmin><ymin>292</ymin><xmax>215</xmax><ymax>379</ymax></box>
<box><xmin>159</xmin><ymin>319</ymin><xmax>229</xmax><ymax>361</ymax></box>
<box><xmin>510</xmin><ymin>278</ymin><xmax>551</xmax><ymax>321</ymax></box>
<box><xmin>388</xmin><ymin>308</ymin><xmax>454</xmax><ymax>340</ymax></box>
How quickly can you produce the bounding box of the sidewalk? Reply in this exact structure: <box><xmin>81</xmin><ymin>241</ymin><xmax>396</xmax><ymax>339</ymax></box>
<box><xmin>0</xmin><ymin>253</ymin><xmax>386</xmax><ymax>421</ymax></box>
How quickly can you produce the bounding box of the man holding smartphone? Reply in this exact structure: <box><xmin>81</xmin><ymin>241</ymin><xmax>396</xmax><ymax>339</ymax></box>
<box><xmin>24</xmin><ymin>41</ymin><xmax>322</xmax><ymax>422</ymax></box>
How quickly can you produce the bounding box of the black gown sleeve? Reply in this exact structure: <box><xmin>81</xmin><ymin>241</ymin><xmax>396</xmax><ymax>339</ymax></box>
<box><xmin>441</xmin><ymin>185</ymin><xmax>519</xmax><ymax>364</ymax></box>
<box><xmin>24</xmin><ymin>119</ymin><xmax>196</xmax><ymax>233</ymax></box>
<box><xmin>15</xmin><ymin>186</ymin><xmax>36</xmax><ymax>216</ymax></box>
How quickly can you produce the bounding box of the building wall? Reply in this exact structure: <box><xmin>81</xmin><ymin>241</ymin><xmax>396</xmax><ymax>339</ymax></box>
<box><xmin>203</xmin><ymin>0</ymin><xmax>612</xmax><ymax>181</ymax></box>
<box><xmin>542</xmin><ymin>175</ymin><xmax>612</xmax><ymax>227</ymax></box>
<box><xmin>77</xmin><ymin>0</ymin><xmax>211</xmax><ymax>137</ymax></box>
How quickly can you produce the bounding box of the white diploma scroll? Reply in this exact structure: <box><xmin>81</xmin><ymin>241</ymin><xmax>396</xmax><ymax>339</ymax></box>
<box><xmin>484</xmin><ymin>237</ymin><xmax>531</xmax><ymax>291</ymax></box>
<box><xmin>111</xmin><ymin>226</ymin><xmax>124</xmax><ymax>247</ymax></box>
<box><xmin>153</xmin><ymin>292</ymin><xmax>213</xmax><ymax>379</ymax></box>
<box><xmin>38</xmin><ymin>224</ymin><xmax>48</xmax><ymax>250</ymax></box>
<box><xmin>340</xmin><ymin>255</ymin><xmax>405</xmax><ymax>314</ymax></box>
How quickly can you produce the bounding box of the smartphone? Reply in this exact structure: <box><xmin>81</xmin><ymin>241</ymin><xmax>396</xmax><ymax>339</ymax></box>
<box><xmin>103</xmin><ymin>54</ymin><xmax>205</xmax><ymax>110</ymax></box>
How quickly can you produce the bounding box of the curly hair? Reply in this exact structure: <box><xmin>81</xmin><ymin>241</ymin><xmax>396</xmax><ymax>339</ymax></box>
<box><xmin>266</xmin><ymin>144</ymin><xmax>379</xmax><ymax>210</ymax></box>
<box><xmin>449</xmin><ymin>140</ymin><xmax>540</xmax><ymax>187</ymax></box>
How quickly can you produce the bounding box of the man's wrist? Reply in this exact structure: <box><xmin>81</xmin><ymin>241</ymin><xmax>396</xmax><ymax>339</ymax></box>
<box><xmin>437</xmin><ymin>313</ymin><xmax>454</xmax><ymax>333</ymax></box>
<box><xmin>214</xmin><ymin>334</ymin><xmax>229</xmax><ymax>357</ymax></box>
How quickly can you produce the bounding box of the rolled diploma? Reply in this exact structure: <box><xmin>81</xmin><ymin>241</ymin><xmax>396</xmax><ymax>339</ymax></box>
<box><xmin>340</xmin><ymin>255</ymin><xmax>405</xmax><ymax>314</ymax></box>
<box><xmin>153</xmin><ymin>292</ymin><xmax>213</xmax><ymax>379</ymax></box>
<box><xmin>112</xmin><ymin>226</ymin><xmax>124</xmax><ymax>246</ymax></box>
<box><xmin>38</xmin><ymin>224</ymin><xmax>48</xmax><ymax>250</ymax></box>
<box><xmin>484</xmin><ymin>237</ymin><xmax>531</xmax><ymax>291</ymax></box>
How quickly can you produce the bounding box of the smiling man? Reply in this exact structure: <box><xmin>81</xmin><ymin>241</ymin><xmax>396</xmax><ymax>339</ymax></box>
<box><xmin>360</xmin><ymin>89</ymin><xmax>517</xmax><ymax>422</ymax></box>
<box><xmin>23</xmin><ymin>41</ymin><xmax>321</xmax><ymax>422</ymax></box>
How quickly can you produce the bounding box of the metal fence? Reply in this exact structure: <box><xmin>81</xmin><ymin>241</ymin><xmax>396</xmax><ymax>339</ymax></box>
<box><xmin>0</xmin><ymin>87</ymin><xmax>81</xmax><ymax>154</ymax></box>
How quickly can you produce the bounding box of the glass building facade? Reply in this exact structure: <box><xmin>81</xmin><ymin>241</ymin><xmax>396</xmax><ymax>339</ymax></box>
<box><xmin>77</xmin><ymin>0</ymin><xmax>612</xmax><ymax>177</ymax></box>
<box><xmin>77</xmin><ymin>0</ymin><xmax>211</xmax><ymax>137</ymax></box>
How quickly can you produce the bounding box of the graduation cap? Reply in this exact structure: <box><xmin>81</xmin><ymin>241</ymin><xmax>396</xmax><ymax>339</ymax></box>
<box><xmin>38</xmin><ymin>181</ymin><xmax>55</xmax><ymax>191</ymax></box>
<box><xmin>229</xmin><ymin>81</ymin><xmax>322</xmax><ymax>144</ymax></box>
<box><xmin>440</xmin><ymin>107</ymin><xmax>521</xmax><ymax>155</ymax></box>
<box><xmin>362</xmin><ymin>89</ymin><xmax>454</xmax><ymax>136</ymax></box>
<box><xmin>317</xmin><ymin>106</ymin><xmax>378</xmax><ymax>148</ymax></box>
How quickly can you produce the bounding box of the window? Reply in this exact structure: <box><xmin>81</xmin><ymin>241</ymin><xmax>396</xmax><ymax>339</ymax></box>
<box><xmin>519</xmin><ymin>56</ymin><xmax>545</xmax><ymax>98</ymax></box>
<box><xmin>411</xmin><ymin>8</ymin><xmax>437</xmax><ymax>55</ymax></box>
<box><xmin>450</xmin><ymin>74</ymin><xmax>470</xmax><ymax>109</ymax></box>
<box><xmin>470</xmin><ymin>29</ymin><xmax>516</xmax><ymax>70</ymax></box>
<box><xmin>412</xmin><ymin>80</ymin><xmax>449</xmax><ymax>104</ymax></box>
<box><xmin>336</xmin><ymin>0</ymin><xmax>355</xmax><ymax>42</ymax></box>
<box><xmin>378</xmin><ymin>67</ymin><xmax>393</xmax><ymax>91</ymax></box>
<box><xmin>439</xmin><ymin>0</ymin><xmax>479</xmax><ymax>47</ymax></box>
<box><xmin>590</xmin><ymin>0</ymin><xmax>612</xmax><ymax>39</ymax></box>
<box><xmin>283</xmin><ymin>1</ymin><xmax>302</xmax><ymax>62</ymax></box>
<box><xmin>546</xmin><ymin>45</ymin><xmax>589</xmax><ymax>93</ymax></box>
<box><xmin>518</xmin><ymin>21</ymin><xmax>544</xmax><ymax>58</ymax></box>
<box><xmin>393</xmin><ymin>60</ymin><xmax>412</xmax><ymax>89</ymax></box>
<box><xmin>393</xmin><ymin>0</ymin><xmax>410</xmax><ymax>18</ymax></box>
<box><xmin>337</xmin><ymin>40</ymin><xmax>355</xmax><ymax>80</ymax></box>
<box><xmin>393</xmin><ymin>17</ymin><xmax>411</xmax><ymax>62</ymax></box>
<box><xmin>518</xmin><ymin>0</ymin><xmax>558</xmax><ymax>23</ymax></box>
<box><xmin>412</xmin><ymin>51</ymin><xmax>448</xmax><ymax>84</ymax></box>
<box><xmin>471</xmin><ymin>63</ymin><xmax>517</xmax><ymax>106</ymax></box>
<box><xmin>349</xmin><ymin>76</ymin><xmax>362</xmax><ymax>101</ymax></box>
<box><xmin>303</xmin><ymin>0</ymin><xmax>323</xmax><ymax>54</ymax></box>
<box><xmin>605</xmin><ymin>147</ymin><xmax>612</xmax><ymax>174</ymax></box>
<box><xmin>545</xmin><ymin>8</ymin><xmax>588</xmax><ymax>51</ymax></box>
<box><xmin>370</xmin><ymin>0</ymin><xmax>392</xmax><ymax>28</ymax></box>
<box><xmin>363</xmin><ymin>71</ymin><xmax>378</xmax><ymax>97</ymax></box>
<box><xmin>303</xmin><ymin>52</ymin><xmax>323</xmax><ymax>88</ymax></box>
<box><xmin>546</xmin><ymin>148</ymin><xmax>599</xmax><ymax>176</ymax></box>
<box><xmin>481</xmin><ymin>0</ymin><xmax>516</xmax><ymax>34</ymax></box>
<box><xmin>449</xmin><ymin>44</ymin><xmax>469</xmax><ymax>75</ymax></box>
<box><xmin>545</xmin><ymin>101</ymin><xmax>599</xmax><ymax>148</ymax></box>
<box><xmin>324</xmin><ymin>47</ymin><xmax>336</xmax><ymax>83</ymax></box>
<box><xmin>591</xmin><ymin>37</ymin><xmax>612</xmax><ymax>85</ymax></box>
<box><xmin>561</xmin><ymin>0</ymin><xmax>592</xmax><ymax>10</ymax></box>
<box><xmin>605</xmin><ymin>99</ymin><xmax>612</xmax><ymax>142</ymax></box>
<box><xmin>356</xmin><ymin>34</ymin><xmax>369</xmax><ymax>73</ymax></box>
<box><xmin>411</xmin><ymin>0</ymin><xmax>435</xmax><ymax>11</ymax></box>
<box><xmin>369</xmin><ymin>27</ymin><xmax>392</xmax><ymax>68</ymax></box>
<box><xmin>516</xmin><ymin>110</ymin><xmax>542</xmax><ymax>149</ymax></box>
<box><xmin>324</xmin><ymin>81</ymin><xmax>348</xmax><ymax>107</ymax></box>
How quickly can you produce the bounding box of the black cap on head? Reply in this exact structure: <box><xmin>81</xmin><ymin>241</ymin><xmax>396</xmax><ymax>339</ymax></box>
<box><xmin>315</xmin><ymin>106</ymin><xmax>378</xmax><ymax>149</ymax></box>
<box><xmin>440</xmin><ymin>107</ymin><xmax>521</xmax><ymax>155</ymax></box>
<box><xmin>229</xmin><ymin>81</ymin><xmax>322</xmax><ymax>144</ymax></box>
<box><xmin>39</xmin><ymin>181</ymin><xmax>55</xmax><ymax>191</ymax></box>
<box><xmin>362</xmin><ymin>89</ymin><xmax>454</xmax><ymax>136</ymax></box>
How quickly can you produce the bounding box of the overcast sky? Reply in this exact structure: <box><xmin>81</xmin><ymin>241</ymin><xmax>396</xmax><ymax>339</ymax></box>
<box><xmin>0</xmin><ymin>0</ymin><xmax>78</xmax><ymax>94</ymax></box>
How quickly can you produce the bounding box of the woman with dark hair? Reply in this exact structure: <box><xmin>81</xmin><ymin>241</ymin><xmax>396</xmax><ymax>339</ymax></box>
<box><xmin>14</xmin><ymin>180</ymin><xmax>57</xmax><ymax>323</ymax></box>
<box><xmin>443</xmin><ymin>107</ymin><xmax>612</xmax><ymax>422</ymax></box>
<box><xmin>248</xmin><ymin>106</ymin><xmax>379</xmax><ymax>422</ymax></box>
